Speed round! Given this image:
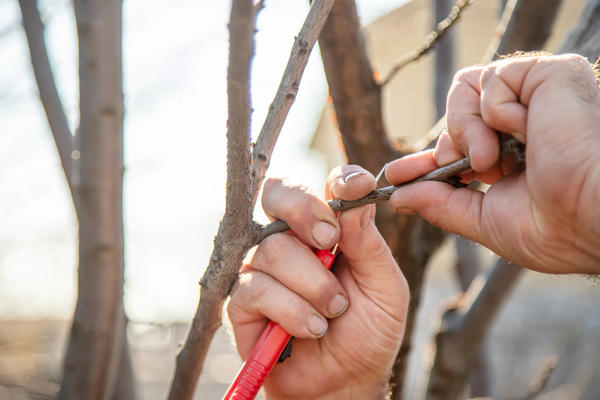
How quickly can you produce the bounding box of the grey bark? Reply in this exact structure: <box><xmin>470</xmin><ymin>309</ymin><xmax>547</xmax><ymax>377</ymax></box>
<box><xmin>168</xmin><ymin>1</ymin><xmax>336</xmax><ymax>398</ymax></box>
<box><xmin>559</xmin><ymin>0</ymin><xmax>600</xmax><ymax>61</ymax></box>
<box><xmin>18</xmin><ymin>0</ymin><xmax>77</xmax><ymax>211</ymax></box>
<box><xmin>19</xmin><ymin>1</ymin><xmax>135</xmax><ymax>398</ymax></box>
<box><xmin>433</xmin><ymin>0</ymin><xmax>456</xmax><ymax>121</ymax></box>
<box><xmin>57</xmin><ymin>0</ymin><xmax>127</xmax><ymax>398</ymax></box>
<box><xmin>426</xmin><ymin>259</ymin><xmax>522</xmax><ymax>400</ymax></box>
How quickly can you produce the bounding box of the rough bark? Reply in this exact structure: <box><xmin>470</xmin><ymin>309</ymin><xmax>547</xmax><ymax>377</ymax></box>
<box><xmin>432</xmin><ymin>0</ymin><xmax>456</xmax><ymax>122</ymax></box>
<box><xmin>168</xmin><ymin>2</ymin><xmax>336</xmax><ymax>398</ymax></box>
<box><xmin>57</xmin><ymin>0</ymin><xmax>126</xmax><ymax>398</ymax></box>
<box><xmin>167</xmin><ymin>2</ymin><xmax>255</xmax><ymax>399</ymax></box>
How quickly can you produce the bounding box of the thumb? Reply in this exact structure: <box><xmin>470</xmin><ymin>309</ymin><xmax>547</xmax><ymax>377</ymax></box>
<box><xmin>389</xmin><ymin>181</ymin><xmax>485</xmax><ymax>243</ymax></box>
<box><xmin>326</xmin><ymin>166</ymin><xmax>408</xmax><ymax>312</ymax></box>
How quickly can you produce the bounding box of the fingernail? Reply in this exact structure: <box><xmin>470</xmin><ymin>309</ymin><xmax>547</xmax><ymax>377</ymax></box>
<box><xmin>308</xmin><ymin>314</ymin><xmax>328</xmax><ymax>337</ymax></box>
<box><xmin>328</xmin><ymin>293</ymin><xmax>348</xmax><ymax>317</ymax></box>
<box><xmin>312</xmin><ymin>221</ymin><xmax>337</xmax><ymax>248</ymax></box>
<box><xmin>343</xmin><ymin>171</ymin><xmax>367</xmax><ymax>183</ymax></box>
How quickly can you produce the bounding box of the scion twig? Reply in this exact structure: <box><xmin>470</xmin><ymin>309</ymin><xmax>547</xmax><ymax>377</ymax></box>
<box><xmin>253</xmin><ymin>138</ymin><xmax>524</xmax><ymax>245</ymax></box>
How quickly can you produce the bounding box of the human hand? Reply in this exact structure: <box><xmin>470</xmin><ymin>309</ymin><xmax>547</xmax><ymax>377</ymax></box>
<box><xmin>227</xmin><ymin>166</ymin><xmax>409</xmax><ymax>399</ymax></box>
<box><xmin>386</xmin><ymin>54</ymin><xmax>600</xmax><ymax>274</ymax></box>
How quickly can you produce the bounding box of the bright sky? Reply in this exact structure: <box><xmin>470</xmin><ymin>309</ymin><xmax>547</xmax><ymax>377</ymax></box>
<box><xmin>0</xmin><ymin>0</ymin><xmax>408</xmax><ymax>322</ymax></box>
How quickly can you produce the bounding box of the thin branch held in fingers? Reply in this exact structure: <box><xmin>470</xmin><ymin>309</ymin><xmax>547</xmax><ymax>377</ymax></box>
<box><xmin>380</xmin><ymin>0</ymin><xmax>473</xmax><ymax>87</ymax></box>
<box><xmin>253</xmin><ymin>138</ymin><xmax>524</xmax><ymax>245</ymax></box>
<box><xmin>250</xmin><ymin>0</ymin><xmax>335</xmax><ymax>207</ymax></box>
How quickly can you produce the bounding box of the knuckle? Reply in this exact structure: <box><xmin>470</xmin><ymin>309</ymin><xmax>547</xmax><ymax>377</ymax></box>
<box><xmin>238</xmin><ymin>270</ymin><xmax>269</xmax><ymax>303</ymax></box>
<box><xmin>263</xmin><ymin>177</ymin><xmax>283</xmax><ymax>194</ymax></box>
<box><xmin>309</xmin><ymin>273</ymin><xmax>335</xmax><ymax>300</ymax></box>
<box><xmin>454</xmin><ymin>66</ymin><xmax>480</xmax><ymax>82</ymax></box>
<box><xmin>256</xmin><ymin>233</ymin><xmax>291</xmax><ymax>266</ymax></box>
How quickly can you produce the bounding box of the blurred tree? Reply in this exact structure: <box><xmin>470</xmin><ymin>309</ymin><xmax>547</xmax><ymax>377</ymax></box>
<box><xmin>18</xmin><ymin>0</ymin><xmax>134</xmax><ymax>398</ymax></box>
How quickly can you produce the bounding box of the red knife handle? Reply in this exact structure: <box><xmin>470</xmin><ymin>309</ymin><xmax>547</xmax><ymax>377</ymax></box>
<box><xmin>223</xmin><ymin>249</ymin><xmax>336</xmax><ymax>400</ymax></box>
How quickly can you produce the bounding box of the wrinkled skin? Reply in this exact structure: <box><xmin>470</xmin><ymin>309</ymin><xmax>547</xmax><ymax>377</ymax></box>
<box><xmin>387</xmin><ymin>54</ymin><xmax>600</xmax><ymax>274</ymax></box>
<box><xmin>227</xmin><ymin>54</ymin><xmax>600</xmax><ymax>400</ymax></box>
<box><xmin>228</xmin><ymin>168</ymin><xmax>408</xmax><ymax>399</ymax></box>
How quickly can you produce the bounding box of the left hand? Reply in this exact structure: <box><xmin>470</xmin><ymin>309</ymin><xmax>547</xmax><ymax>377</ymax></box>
<box><xmin>227</xmin><ymin>166</ymin><xmax>409</xmax><ymax>399</ymax></box>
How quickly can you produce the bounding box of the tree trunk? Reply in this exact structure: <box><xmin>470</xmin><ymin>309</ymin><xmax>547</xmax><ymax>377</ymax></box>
<box><xmin>432</xmin><ymin>0</ymin><xmax>455</xmax><ymax>122</ymax></box>
<box><xmin>559</xmin><ymin>0</ymin><xmax>600</xmax><ymax>61</ymax></box>
<box><xmin>317</xmin><ymin>2</ymin><xmax>447</xmax><ymax>398</ymax></box>
<box><xmin>426</xmin><ymin>1</ymin><xmax>569</xmax><ymax>398</ymax></box>
<box><xmin>58</xmin><ymin>0</ymin><xmax>126</xmax><ymax>398</ymax></box>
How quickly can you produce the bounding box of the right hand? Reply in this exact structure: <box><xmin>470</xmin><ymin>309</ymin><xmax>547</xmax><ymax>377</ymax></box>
<box><xmin>385</xmin><ymin>54</ymin><xmax>600</xmax><ymax>274</ymax></box>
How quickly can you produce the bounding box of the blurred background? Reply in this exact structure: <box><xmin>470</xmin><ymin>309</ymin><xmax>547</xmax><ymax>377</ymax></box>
<box><xmin>1</xmin><ymin>0</ymin><xmax>599</xmax><ymax>399</ymax></box>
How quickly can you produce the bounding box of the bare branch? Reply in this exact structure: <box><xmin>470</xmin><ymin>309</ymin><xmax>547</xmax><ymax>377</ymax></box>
<box><xmin>380</xmin><ymin>0</ymin><xmax>473</xmax><ymax>87</ymax></box>
<box><xmin>58</xmin><ymin>0</ymin><xmax>125</xmax><ymax>398</ymax></box>
<box><xmin>318</xmin><ymin>0</ymin><xmax>396</xmax><ymax>174</ymax></box>
<box><xmin>250</xmin><ymin>0</ymin><xmax>335</xmax><ymax>206</ymax></box>
<box><xmin>416</xmin><ymin>0</ymin><xmax>565</xmax><ymax>153</ymax></box>
<box><xmin>426</xmin><ymin>259</ymin><xmax>523</xmax><ymax>400</ymax></box>
<box><xmin>18</xmin><ymin>0</ymin><xmax>78</xmax><ymax>211</ymax></box>
<box><xmin>167</xmin><ymin>1</ymin><xmax>256</xmax><ymax>399</ymax></box>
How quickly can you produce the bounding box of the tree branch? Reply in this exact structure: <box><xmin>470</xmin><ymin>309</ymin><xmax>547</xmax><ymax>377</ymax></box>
<box><xmin>380</xmin><ymin>0</ymin><xmax>473</xmax><ymax>87</ymax></box>
<box><xmin>254</xmin><ymin>139</ymin><xmax>524</xmax><ymax>244</ymax></box>
<box><xmin>167</xmin><ymin>2</ymin><xmax>256</xmax><ymax>399</ymax></box>
<box><xmin>426</xmin><ymin>259</ymin><xmax>522</xmax><ymax>400</ymax></box>
<box><xmin>58</xmin><ymin>0</ymin><xmax>125</xmax><ymax>398</ymax></box>
<box><xmin>250</xmin><ymin>0</ymin><xmax>335</xmax><ymax>206</ymax></box>
<box><xmin>18</xmin><ymin>0</ymin><xmax>78</xmax><ymax>212</ymax></box>
<box><xmin>424</xmin><ymin>1</ymin><xmax>565</xmax><ymax>398</ymax></box>
<box><xmin>416</xmin><ymin>0</ymin><xmax>565</xmax><ymax>153</ymax></box>
<box><xmin>318</xmin><ymin>0</ymin><xmax>396</xmax><ymax>175</ymax></box>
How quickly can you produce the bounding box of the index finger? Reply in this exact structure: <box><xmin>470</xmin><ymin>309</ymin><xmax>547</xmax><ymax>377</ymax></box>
<box><xmin>262</xmin><ymin>178</ymin><xmax>340</xmax><ymax>249</ymax></box>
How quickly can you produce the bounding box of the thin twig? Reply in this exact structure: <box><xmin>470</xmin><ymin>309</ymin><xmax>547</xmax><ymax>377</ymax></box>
<box><xmin>253</xmin><ymin>138</ymin><xmax>524</xmax><ymax>245</ymax></box>
<box><xmin>250</xmin><ymin>0</ymin><xmax>336</xmax><ymax>207</ymax></box>
<box><xmin>18</xmin><ymin>0</ymin><xmax>78</xmax><ymax>212</ymax></box>
<box><xmin>523</xmin><ymin>356</ymin><xmax>558</xmax><ymax>399</ymax></box>
<box><xmin>380</xmin><ymin>0</ymin><xmax>473</xmax><ymax>87</ymax></box>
